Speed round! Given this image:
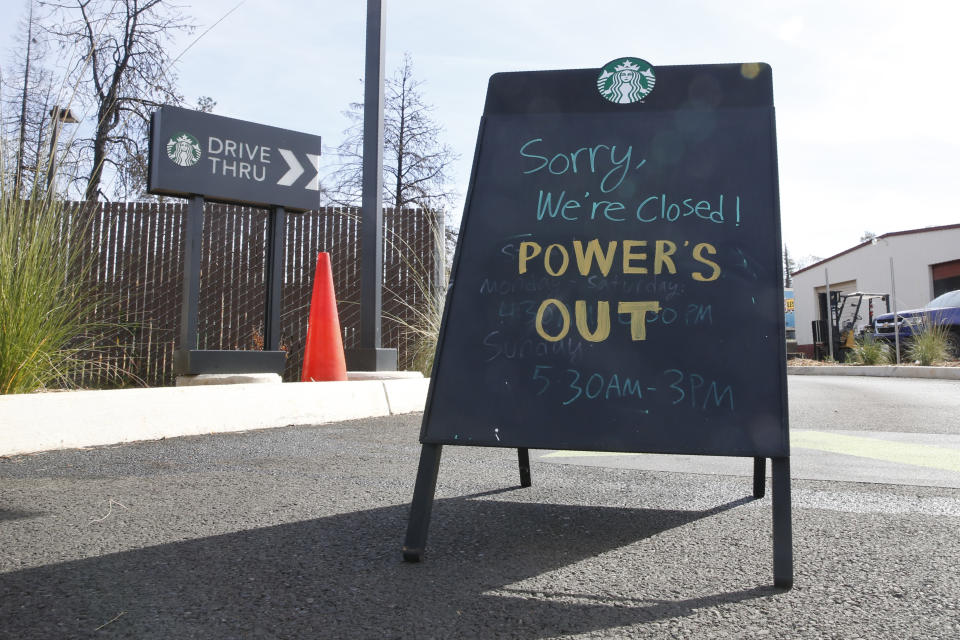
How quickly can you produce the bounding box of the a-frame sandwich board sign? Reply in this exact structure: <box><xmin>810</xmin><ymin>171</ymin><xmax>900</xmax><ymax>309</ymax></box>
<box><xmin>403</xmin><ymin>60</ymin><xmax>792</xmax><ymax>589</ymax></box>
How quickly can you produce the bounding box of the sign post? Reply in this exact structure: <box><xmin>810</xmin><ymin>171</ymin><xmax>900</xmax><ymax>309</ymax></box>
<box><xmin>149</xmin><ymin>107</ymin><xmax>322</xmax><ymax>376</ymax></box>
<box><xmin>402</xmin><ymin>62</ymin><xmax>792</xmax><ymax>588</ymax></box>
<box><xmin>346</xmin><ymin>0</ymin><xmax>398</xmax><ymax>371</ymax></box>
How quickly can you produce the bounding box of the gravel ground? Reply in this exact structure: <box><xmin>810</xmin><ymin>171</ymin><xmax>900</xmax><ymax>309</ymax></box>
<box><xmin>1</xmin><ymin>413</ymin><xmax>958</xmax><ymax>639</ymax></box>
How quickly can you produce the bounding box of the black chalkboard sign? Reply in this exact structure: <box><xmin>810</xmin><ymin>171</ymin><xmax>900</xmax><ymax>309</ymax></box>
<box><xmin>424</xmin><ymin>63</ymin><xmax>788</xmax><ymax>456</ymax></box>
<box><xmin>405</xmin><ymin>62</ymin><xmax>792</xmax><ymax>588</ymax></box>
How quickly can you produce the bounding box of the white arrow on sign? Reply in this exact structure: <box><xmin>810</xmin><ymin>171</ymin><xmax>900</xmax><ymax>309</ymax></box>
<box><xmin>305</xmin><ymin>153</ymin><xmax>321</xmax><ymax>191</ymax></box>
<box><xmin>278</xmin><ymin>148</ymin><xmax>322</xmax><ymax>190</ymax></box>
<box><xmin>277</xmin><ymin>149</ymin><xmax>304</xmax><ymax>186</ymax></box>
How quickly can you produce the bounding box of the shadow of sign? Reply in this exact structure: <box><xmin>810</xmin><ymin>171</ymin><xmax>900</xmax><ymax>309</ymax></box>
<box><xmin>0</xmin><ymin>492</ymin><xmax>780</xmax><ymax>638</ymax></box>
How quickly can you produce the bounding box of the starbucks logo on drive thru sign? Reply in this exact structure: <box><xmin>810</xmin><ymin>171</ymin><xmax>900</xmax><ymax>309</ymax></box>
<box><xmin>597</xmin><ymin>57</ymin><xmax>656</xmax><ymax>104</ymax></box>
<box><xmin>166</xmin><ymin>132</ymin><xmax>201</xmax><ymax>167</ymax></box>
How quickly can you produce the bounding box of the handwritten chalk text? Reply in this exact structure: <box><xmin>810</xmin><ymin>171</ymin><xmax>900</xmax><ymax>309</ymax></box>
<box><xmin>519</xmin><ymin>138</ymin><xmax>644</xmax><ymax>193</ymax></box>
<box><xmin>535</xmin><ymin>190</ymin><xmax>740</xmax><ymax>226</ymax></box>
<box><xmin>518</xmin><ymin>239</ymin><xmax>721</xmax><ymax>282</ymax></box>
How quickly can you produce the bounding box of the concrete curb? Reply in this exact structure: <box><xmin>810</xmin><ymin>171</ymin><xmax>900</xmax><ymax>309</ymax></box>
<box><xmin>0</xmin><ymin>378</ymin><xmax>431</xmax><ymax>457</ymax></box>
<box><xmin>787</xmin><ymin>365</ymin><xmax>960</xmax><ymax>380</ymax></box>
<box><xmin>7</xmin><ymin>365</ymin><xmax>955</xmax><ymax>457</ymax></box>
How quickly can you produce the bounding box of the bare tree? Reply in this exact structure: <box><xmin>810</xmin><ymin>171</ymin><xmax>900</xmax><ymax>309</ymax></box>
<box><xmin>327</xmin><ymin>52</ymin><xmax>458</xmax><ymax>213</ymax></box>
<box><xmin>1</xmin><ymin>1</ymin><xmax>68</xmax><ymax>196</ymax></box>
<box><xmin>13</xmin><ymin>2</ymin><xmax>37</xmax><ymax>192</ymax></box>
<box><xmin>194</xmin><ymin>95</ymin><xmax>216</xmax><ymax>114</ymax></box>
<box><xmin>43</xmin><ymin>0</ymin><xmax>195</xmax><ymax>200</ymax></box>
<box><xmin>783</xmin><ymin>244</ymin><xmax>794</xmax><ymax>287</ymax></box>
<box><xmin>794</xmin><ymin>254</ymin><xmax>822</xmax><ymax>271</ymax></box>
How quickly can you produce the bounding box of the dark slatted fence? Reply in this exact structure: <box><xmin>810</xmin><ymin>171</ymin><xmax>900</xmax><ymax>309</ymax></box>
<box><xmin>70</xmin><ymin>202</ymin><xmax>443</xmax><ymax>387</ymax></box>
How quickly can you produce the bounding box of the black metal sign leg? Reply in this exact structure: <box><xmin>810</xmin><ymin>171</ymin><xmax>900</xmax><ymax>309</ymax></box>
<box><xmin>179</xmin><ymin>196</ymin><xmax>204</xmax><ymax>351</ymax></box>
<box><xmin>402</xmin><ymin>444</ymin><xmax>443</xmax><ymax>562</ymax></box>
<box><xmin>518</xmin><ymin>448</ymin><xmax>532</xmax><ymax>487</ymax></box>
<box><xmin>753</xmin><ymin>457</ymin><xmax>766</xmax><ymax>498</ymax></box>
<box><xmin>772</xmin><ymin>456</ymin><xmax>794</xmax><ymax>589</ymax></box>
<box><xmin>263</xmin><ymin>206</ymin><xmax>286</xmax><ymax>351</ymax></box>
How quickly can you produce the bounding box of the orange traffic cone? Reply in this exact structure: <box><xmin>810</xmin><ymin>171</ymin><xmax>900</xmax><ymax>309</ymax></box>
<box><xmin>301</xmin><ymin>252</ymin><xmax>348</xmax><ymax>381</ymax></box>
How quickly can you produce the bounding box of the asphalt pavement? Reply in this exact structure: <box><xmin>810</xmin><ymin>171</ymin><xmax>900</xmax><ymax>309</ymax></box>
<box><xmin>1</xmin><ymin>377</ymin><xmax>959</xmax><ymax>638</ymax></box>
<box><xmin>539</xmin><ymin>376</ymin><xmax>960</xmax><ymax>489</ymax></box>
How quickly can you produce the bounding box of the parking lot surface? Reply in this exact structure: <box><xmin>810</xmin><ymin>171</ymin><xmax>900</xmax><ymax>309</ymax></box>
<box><xmin>2</xmin><ymin>410</ymin><xmax>959</xmax><ymax>639</ymax></box>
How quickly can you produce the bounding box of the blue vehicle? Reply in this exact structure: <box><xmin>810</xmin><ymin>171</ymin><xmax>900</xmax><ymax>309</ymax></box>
<box><xmin>873</xmin><ymin>289</ymin><xmax>960</xmax><ymax>348</ymax></box>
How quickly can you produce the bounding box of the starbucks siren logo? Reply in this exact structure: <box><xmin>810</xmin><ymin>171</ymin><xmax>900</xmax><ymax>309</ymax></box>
<box><xmin>597</xmin><ymin>57</ymin><xmax>655</xmax><ymax>104</ymax></box>
<box><xmin>166</xmin><ymin>132</ymin><xmax>201</xmax><ymax>167</ymax></box>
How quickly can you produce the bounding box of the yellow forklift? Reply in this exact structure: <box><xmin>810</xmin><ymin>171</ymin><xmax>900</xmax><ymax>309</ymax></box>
<box><xmin>812</xmin><ymin>291</ymin><xmax>890</xmax><ymax>361</ymax></box>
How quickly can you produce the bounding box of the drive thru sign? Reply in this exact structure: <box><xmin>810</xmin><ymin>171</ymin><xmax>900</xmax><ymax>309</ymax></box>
<box><xmin>148</xmin><ymin>106</ymin><xmax>322</xmax><ymax>212</ymax></box>
<box><xmin>147</xmin><ymin>106</ymin><xmax>324</xmax><ymax>377</ymax></box>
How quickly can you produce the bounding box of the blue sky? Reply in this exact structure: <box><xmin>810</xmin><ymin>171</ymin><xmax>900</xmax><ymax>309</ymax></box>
<box><xmin>3</xmin><ymin>0</ymin><xmax>959</xmax><ymax>262</ymax></box>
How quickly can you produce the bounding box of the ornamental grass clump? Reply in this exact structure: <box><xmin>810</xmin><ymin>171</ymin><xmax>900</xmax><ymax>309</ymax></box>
<box><xmin>394</xmin><ymin>274</ymin><xmax>445</xmax><ymax>377</ymax></box>
<box><xmin>0</xmin><ymin>187</ymin><xmax>112</xmax><ymax>393</ymax></box>
<box><xmin>382</xmin><ymin>211</ymin><xmax>448</xmax><ymax>377</ymax></box>
<box><xmin>905</xmin><ymin>320</ymin><xmax>954</xmax><ymax>366</ymax></box>
<box><xmin>849</xmin><ymin>334</ymin><xmax>891</xmax><ymax>365</ymax></box>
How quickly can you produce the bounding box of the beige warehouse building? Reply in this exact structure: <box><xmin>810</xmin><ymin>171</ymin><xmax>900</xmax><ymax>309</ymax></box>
<box><xmin>790</xmin><ymin>224</ymin><xmax>960</xmax><ymax>358</ymax></box>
